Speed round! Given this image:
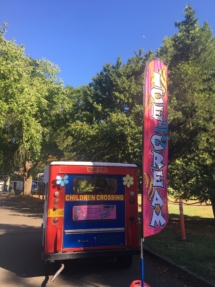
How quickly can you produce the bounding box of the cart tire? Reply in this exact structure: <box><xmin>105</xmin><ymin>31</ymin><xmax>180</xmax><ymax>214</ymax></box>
<box><xmin>117</xmin><ymin>255</ymin><xmax>133</xmax><ymax>269</ymax></box>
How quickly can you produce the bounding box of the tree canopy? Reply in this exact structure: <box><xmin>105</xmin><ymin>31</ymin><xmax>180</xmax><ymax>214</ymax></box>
<box><xmin>0</xmin><ymin>23</ymin><xmax>67</xmax><ymax>193</ymax></box>
<box><xmin>158</xmin><ymin>5</ymin><xmax>215</xmax><ymax>216</ymax></box>
<box><xmin>1</xmin><ymin>5</ymin><xmax>215</xmax><ymax>218</ymax></box>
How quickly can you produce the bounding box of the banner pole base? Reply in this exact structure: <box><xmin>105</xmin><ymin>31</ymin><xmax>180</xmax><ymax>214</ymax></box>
<box><xmin>130</xmin><ymin>238</ymin><xmax>151</xmax><ymax>287</ymax></box>
<box><xmin>130</xmin><ymin>280</ymin><xmax>151</xmax><ymax>287</ymax></box>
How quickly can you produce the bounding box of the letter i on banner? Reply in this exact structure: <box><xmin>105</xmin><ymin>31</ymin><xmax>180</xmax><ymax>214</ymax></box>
<box><xmin>143</xmin><ymin>58</ymin><xmax>169</xmax><ymax>238</ymax></box>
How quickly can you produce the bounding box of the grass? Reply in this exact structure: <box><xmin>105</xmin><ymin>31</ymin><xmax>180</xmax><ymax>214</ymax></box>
<box><xmin>138</xmin><ymin>195</ymin><xmax>215</xmax><ymax>283</ymax></box>
<box><xmin>138</xmin><ymin>195</ymin><xmax>214</xmax><ymax>218</ymax></box>
<box><xmin>167</xmin><ymin>198</ymin><xmax>214</xmax><ymax>218</ymax></box>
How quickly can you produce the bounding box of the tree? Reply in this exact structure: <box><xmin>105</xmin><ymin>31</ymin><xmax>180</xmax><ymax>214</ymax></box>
<box><xmin>60</xmin><ymin>50</ymin><xmax>154</xmax><ymax>175</ymax></box>
<box><xmin>157</xmin><ymin>5</ymin><xmax>215</xmax><ymax>218</ymax></box>
<box><xmin>0</xmin><ymin>24</ymin><xmax>66</xmax><ymax>194</ymax></box>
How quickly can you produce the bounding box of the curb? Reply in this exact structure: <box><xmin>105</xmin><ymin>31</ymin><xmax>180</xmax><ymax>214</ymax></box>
<box><xmin>143</xmin><ymin>245</ymin><xmax>215</xmax><ymax>287</ymax></box>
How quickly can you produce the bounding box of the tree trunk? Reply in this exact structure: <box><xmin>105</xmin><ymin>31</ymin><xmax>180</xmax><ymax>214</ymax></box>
<box><xmin>23</xmin><ymin>161</ymin><xmax>32</xmax><ymax>195</ymax></box>
<box><xmin>211</xmin><ymin>197</ymin><xmax>215</xmax><ymax>220</ymax></box>
<box><xmin>24</xmin><ymin>175</ymin><xmax>32</xmax><ymax>195</ymax></box>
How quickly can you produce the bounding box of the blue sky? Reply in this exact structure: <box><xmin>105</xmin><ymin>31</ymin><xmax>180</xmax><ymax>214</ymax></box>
<box><xmin>1</xmin><ymin>1</ymin><xmax>215</xmax><ymax>87</ymax></box>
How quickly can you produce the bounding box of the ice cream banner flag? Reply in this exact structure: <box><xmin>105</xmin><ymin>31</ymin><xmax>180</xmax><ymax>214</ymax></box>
<box><xmin>142</xmin><ymin>58</ymin><xmax>169</xmax><ymax>237</ymax></box>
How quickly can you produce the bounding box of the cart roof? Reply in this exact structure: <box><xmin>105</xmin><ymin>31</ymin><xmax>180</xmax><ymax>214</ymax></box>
<box><xmin>49</xmin><ymin>161</ymin><xmax>137</xmax><ymax>167</ymax></box>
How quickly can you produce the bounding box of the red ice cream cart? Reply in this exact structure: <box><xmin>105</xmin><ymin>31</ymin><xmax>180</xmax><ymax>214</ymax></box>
<box><xmin>41</xmin><ymin>161</ymin><xmax>140</xmax><ymax>270</ymax></box>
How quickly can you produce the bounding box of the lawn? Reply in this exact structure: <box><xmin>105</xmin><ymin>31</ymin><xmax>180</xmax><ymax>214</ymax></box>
<box><xmin>138</xmin><ymin>195</ymin><xmax>215</xmax><ymax>283</ymax></box>
<box><xmin>138</xmin><ymin>195</ymin><xmax>214</xmax><ymax>218</ymax></box>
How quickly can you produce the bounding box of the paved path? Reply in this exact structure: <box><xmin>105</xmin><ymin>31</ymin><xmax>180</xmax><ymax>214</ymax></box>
<box><xmin>0</xmin><ymin>194</ymin><xmax>198</xmax><ymax>287</ymax></box>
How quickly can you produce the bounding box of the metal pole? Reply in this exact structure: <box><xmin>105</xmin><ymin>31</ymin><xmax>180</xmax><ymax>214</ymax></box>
<box><xmin>51</xmin><ymin>263</ymin><xmax>65</xmax><ymax>282</ymax></box>
<box><xmin>141</xmin><ymin>238</ymin><xmax>144</xmax><ymax>287</ymax></box>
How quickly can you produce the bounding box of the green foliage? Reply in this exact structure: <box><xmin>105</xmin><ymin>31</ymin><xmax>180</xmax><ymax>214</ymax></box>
<box><xmin>1</xmin><ymin>4</ymin><xmax>215</xmax><ymax>216</ymax></box>
<box><xmin>0</xmin><ymin>25</ymin><xmax>65</xmax><ymax>179</ymax></box>
<box><xmin>158</xmin><ymin>5</ymin><xmax>215</xmax><ymax>217</ymax></box>
<box><xmin>60</xmin><ymin>50</ymin><xmax>154</xmax><ymax>172</ymax></box>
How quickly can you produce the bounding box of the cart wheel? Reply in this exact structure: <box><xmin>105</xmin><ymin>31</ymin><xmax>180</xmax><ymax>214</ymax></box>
<box><xmin>117</xmin><ymin>255</ymin><xmax>133</xmax><ymax>269</ymax></box>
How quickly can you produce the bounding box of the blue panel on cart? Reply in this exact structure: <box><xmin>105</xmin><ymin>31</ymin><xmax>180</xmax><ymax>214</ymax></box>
<box><xmin>63</xmin><ymin>232</ymin><xmax>125</xmax><ymax>248</ymax></box>
<box><xmin>63</xmin><ymin>174</ymin><xmax>125</xmax><ymax>249</ymax></box>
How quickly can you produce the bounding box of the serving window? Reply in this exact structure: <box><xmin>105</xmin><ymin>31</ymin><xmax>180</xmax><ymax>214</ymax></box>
<box><xmin>73</xmin><ymin>177</ymin><xmax>117</xmax><ymax>194</ymax></box>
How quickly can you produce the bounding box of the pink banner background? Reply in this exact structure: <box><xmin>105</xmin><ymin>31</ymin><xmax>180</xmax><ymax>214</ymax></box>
<box><xmin>73</xmin><ymin>205</ymin><xmax>116</xmax><ymax>221</ymax></box>
<box><xmin>143</xmin><ymin>59</ymin><xmax>168</xmax><ymax>237</ymax></box>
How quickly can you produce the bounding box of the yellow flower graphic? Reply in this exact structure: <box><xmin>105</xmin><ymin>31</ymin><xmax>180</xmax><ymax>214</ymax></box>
<box><xmin>123</xmin><ymin>174</ymin><xmax>134</xmax><ymax>188</ymax></box>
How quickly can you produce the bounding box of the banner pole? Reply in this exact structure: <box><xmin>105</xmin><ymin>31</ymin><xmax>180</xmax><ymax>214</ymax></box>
<box><xmin>141</xmin><ymin>57</ymin><xmax>168</xmax><ymax>287</ymax></box>
<box><xmin>141</xmin><ymin>57</ymin><xmax>147</xmax><ymax>287</ymax></box>
<box><xmin>141</xmin><ymin>238</ymin><xmax>144</xmax><ymax>287</ymax></box>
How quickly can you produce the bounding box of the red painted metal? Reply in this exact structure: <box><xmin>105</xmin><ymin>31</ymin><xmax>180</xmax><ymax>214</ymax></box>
<box><xmin>130</xmin><ymin>280</ymin><xmax>151</xmax><ymax>287</ymax></box>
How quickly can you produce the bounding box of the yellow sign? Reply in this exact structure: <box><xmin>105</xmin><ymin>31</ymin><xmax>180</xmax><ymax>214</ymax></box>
<box><xmin>65</xmin><ymin>194</ymin><xmax>124</xmax><ymax>201</ymax></box>
<box><xmin>48</xmin><ymin>208</ymin><xmax>64</xmax><ymax>217</ymax></box>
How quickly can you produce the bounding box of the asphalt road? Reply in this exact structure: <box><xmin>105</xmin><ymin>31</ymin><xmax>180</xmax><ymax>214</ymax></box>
<box><xmin>0</xmin><ymin>193</ymin><xmax>197</xmax><ymax>287</ymax></box>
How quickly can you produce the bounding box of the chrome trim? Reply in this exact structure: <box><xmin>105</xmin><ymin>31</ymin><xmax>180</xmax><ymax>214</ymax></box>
<box><xmin>64</xmin><ymin>227</ymin><xmax>125</xmax><ymax>234</ymax></box>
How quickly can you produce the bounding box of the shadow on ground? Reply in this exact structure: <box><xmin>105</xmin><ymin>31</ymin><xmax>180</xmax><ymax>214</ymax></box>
<box><xmin>0</xmin><ymin>194</ymin><xmax>44</xmax><ymax>219</ymax></box>
<box><xmin>0</xmin><ymin>194</ymin><xmax>200</xmax><ymax>287</ymax></box>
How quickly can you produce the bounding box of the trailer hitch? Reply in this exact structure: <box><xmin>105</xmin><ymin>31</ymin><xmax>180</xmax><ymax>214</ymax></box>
<box><xmin>51</xmin><ymin>263</ymin><xmax>65</xmax><ymax>282</ymax></box>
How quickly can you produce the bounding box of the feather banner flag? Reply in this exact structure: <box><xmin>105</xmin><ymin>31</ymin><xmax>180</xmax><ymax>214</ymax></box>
<box><xmin>142</xmin><ymin>58</ymin><xmax>169</xmax><ymax>237</ymax></box>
